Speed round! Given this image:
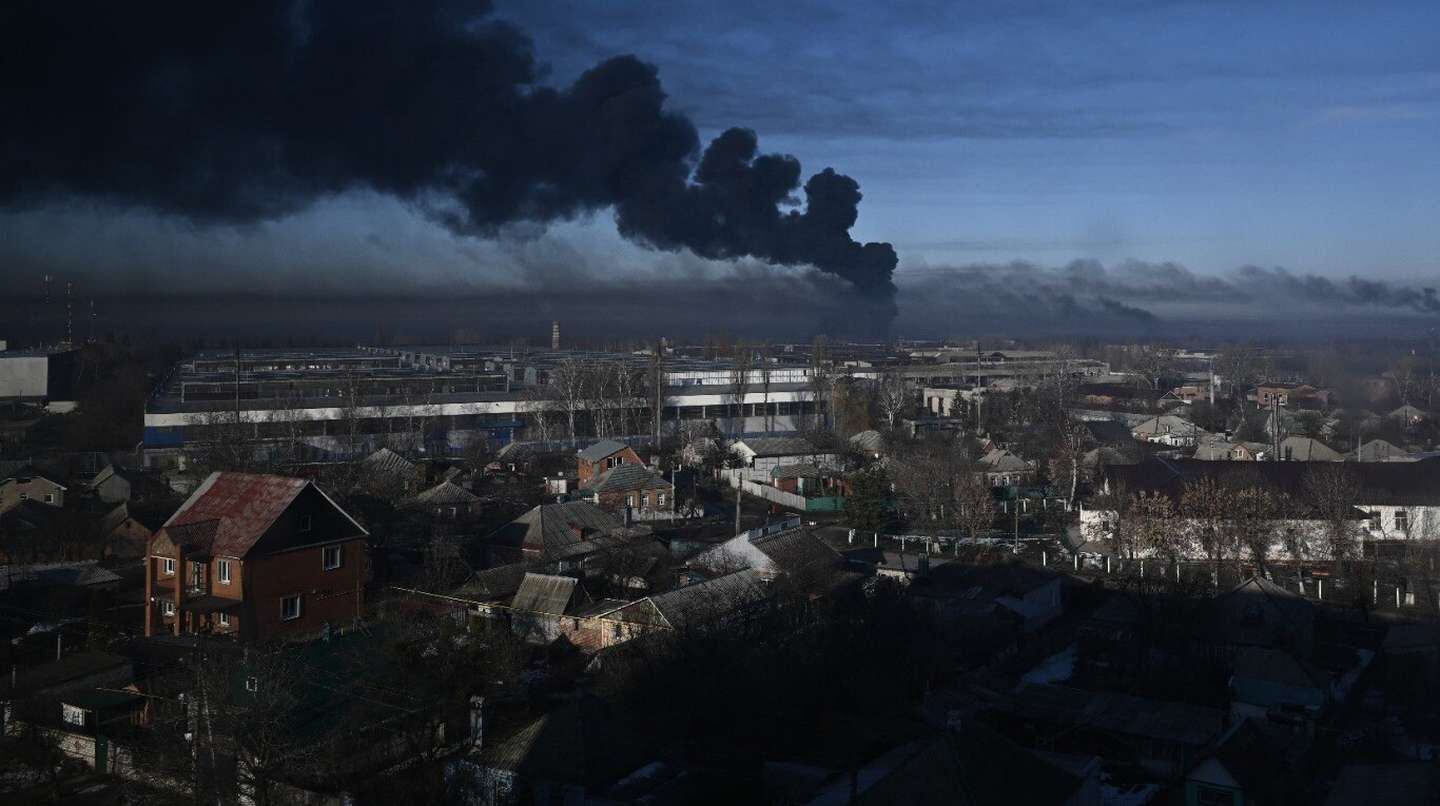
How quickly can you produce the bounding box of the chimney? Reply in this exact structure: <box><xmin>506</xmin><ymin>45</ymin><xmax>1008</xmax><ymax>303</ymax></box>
<box><xmin>551</xmin><ymin>320</ymin><xmax>560</xmax><ymax>351</ymax></box>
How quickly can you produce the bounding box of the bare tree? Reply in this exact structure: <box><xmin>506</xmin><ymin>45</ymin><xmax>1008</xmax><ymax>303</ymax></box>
<box><xmin>1181</xmin><ymin>476</ymin><xmax>1235</xmax><ymax>578</ymax></box>
<box><xmin>1303</xmin><ymin>464</ymin><xmax>1362</xmax><ymax>562</ymax></box>
<box><xmin>874</xmin><ymin>369</ymin><xmax>913</xmax><ymax>430</ymax></box>
<box><xmin>1131</xmin><ymin>345</ymin><xmax>1176</xmax><ymax>391</ymax></box>
<box><xmin>1115</xmin><ymin>491</ymin><xmax>1180</xmax><ymax>562</ymax></box>
<box><xmin>551</xmin><ymin>358</ymin><xmax>586</xmax><ymax>439</ymax></box>
<box><xmin>728</xmin><ymin>342</ymin><xmax>754</xmax><ymax>438</ymax></box>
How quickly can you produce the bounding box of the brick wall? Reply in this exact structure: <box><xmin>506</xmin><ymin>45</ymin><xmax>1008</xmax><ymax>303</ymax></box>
<box><xmin>243</xmin><ymin>538</ymin><xmax>366</xmax><ymax>641</ymax></box>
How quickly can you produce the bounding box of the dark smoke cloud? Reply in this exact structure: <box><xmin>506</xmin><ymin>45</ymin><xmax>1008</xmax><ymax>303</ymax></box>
<box><xmin>902</xmin><ymin>260</ymin><xmax>1440</xmax><ymax>318</ymax></box>
<box><xmin>0</xmin><ymin>1</ymin><xmax>896</xmax><ymax>304</ymax></box>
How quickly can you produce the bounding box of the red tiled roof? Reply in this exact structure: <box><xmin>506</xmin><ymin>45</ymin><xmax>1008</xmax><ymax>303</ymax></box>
<box><xmin>160</xmin><ymin>472</ymin><xmax>310</xmax><ymax>558</ymax></box>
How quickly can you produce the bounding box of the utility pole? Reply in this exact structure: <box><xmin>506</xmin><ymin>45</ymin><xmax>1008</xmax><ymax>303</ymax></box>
<box><xmin>653</xmin><ymin>339</ymin><xmax>663</xmax><ymax>446</ymax></box>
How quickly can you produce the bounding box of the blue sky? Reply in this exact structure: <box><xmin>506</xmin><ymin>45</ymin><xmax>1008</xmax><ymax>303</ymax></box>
<box><xmin>497</xmin><ymin>0</ymin><xmax>1440</xmax><ymax>280</ymax></box>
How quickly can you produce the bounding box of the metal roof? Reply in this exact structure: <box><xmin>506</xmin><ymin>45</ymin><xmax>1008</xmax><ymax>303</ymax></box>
<box><xmin>577</xmin><ymin>439</ymin><xmax>629</xmax><ymax>462</ymax></box>
<box><xmin>159</xmin><ymin>472</ymin><xmax>364</xmax><ymax>558</ymax></box>
<box><xmin>589</xmin><ymin>464</ymin><xmax>672</xmax><ymax>495</ymax></box>
<box><xmin>511</xmin><ymin>573</ymin><xmax>581</xmax><ymax>616</ymax></box>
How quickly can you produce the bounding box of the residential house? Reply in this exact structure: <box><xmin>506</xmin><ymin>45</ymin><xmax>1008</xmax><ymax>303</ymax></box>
<box><xmin>689</xmin><ymin>521</ymin><xmax>843</xmax><ymax>583</ymax></box>
<box><xmin>909</xmin><ymin>562</ymin><xmax>1066</xmax><ymax>633</ymax></box>
<box><xmin>601</xmin><ymin>569</ymin><xmax>768</xmax><ymax>646</ymax></box>
<box><xmin>585</xmin><ymin>463</ymin><xmax>675</xmax><ymax>520</ymax></box>
<box><xmin>1076</xmin><ymin>382</ymin><xmax>1161</xmax><ymax>411</ymax></box>
<box><xmin>1182</xmin><ymin>720</ymin><xmax>1298</xmax><ymax>806</ymax></box>
<box><xmin>872</xmin><ymin>551</ymin><xmax>953</xmax><ymax>585</ymax></box>
<box><xmin>1254</xmin><ymin>383</ymin><xmax>1332</xmax><ymax>409</ymax></box>
<box><xmin>0</xmin><ymin>465</ymin><xmax>67</xmax><ymax>512</ymax></box>
<box><xmin>1131</xmin><ymin>414</ymin><xmax>1203</xmax><ymax>447</ymax></box>
<box><xmin>978</xmin><ymin>447</ymin><xmax>1034</xmax><ymax>487</ymax></box>
<box><xmin>1196</xmin><ymin>577</ymin><xmax>1316</xmax><ymax>659</ymax></box>
<box><xmin>849</xmin><ymin>429</ymin><xmax>885</xmax><ymax>460</ymax></box>
<box><xmin>1228</xmin><ymin>646</ymin><xmax>1330</xmax><ymax>719</ymax></box>
<box><xmin>99</xmin><ymin>502</ymin><xmax>155</xmax><ymax>559</ymax></box>
<box><xmin>1391</xmin><ymin>404</ymin><xmax>1428</xmax><ymax>425</ymax></box>
<box><xmin>485</xmin><ymin>500</ymin><xmax>622</xmax><ymax>563</ymax></box>
<box><xmin>576</xmin><ymin>439</ymin><xmax>644</xmax><ymax>488</ymax></box>
<box><xmin>1278</xmin><ymin>435</ymin><xmax>1343</xmax><ymax>462</ymax></box>
<box><xmin>1350</xmin><ymin>438</ymin><xmax>1414</xmax><ymax>462</ymax></box>
<box><xmin>729</xmin><ymin>437</ymin><xmax>839</xmax><ymax>482</ymax></box>
<box><xmin>1192</xmin><ymin>439</ymin><xmax>1266</xmax><ymax>461</ymax></box>
<box><xmin>770</xmin><ymin>463</ymin><xmax>848</xmax><ymax>498</ymax></box>
<box><xmin>360</xmin><ymin>447</ymin><xmax>423</xmax><ymax>495</ymax></box>
<box><xmin>921</xmin><ymin>385</ymin><xmax>981</xmax><ymax>417</ymax></box>
<box><xmin>144</xmin><ymin>472</ymin><xmax>369</xmax><ymax>641</ymax></box>
<box><xmin>509</xmin><ymin>572</ymin><xmax>589</xmax><ymax>644</ymax></box>
<box><xmin>411</xmin><ymin>479</ymin><xmax>481</xmax><ymax>519</ymax></box>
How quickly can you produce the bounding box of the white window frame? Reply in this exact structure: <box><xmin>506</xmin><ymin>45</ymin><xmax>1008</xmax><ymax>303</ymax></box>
<box><xmin>62</xmin><ymin>703</ymin><xmax>87</xmax><ymax>727</ymax></box>
<box><xmin>217</xmin><ymin>559</ymin><xmax>231</xmax><ymax>585</ymax></box>
<box><xmin>280</xmin><ymin>594</ymin><xmax>302</xmax><ymax>621</ymax></box>
<box><xmin>43</xmin><ymin>493</ymin><xmax>55</xmax><ymax>504</ymax></box>
<box><xmin>322</xmin><ymin>545</ymin><xmax>342</xmax><ymax>571</ymax></box>
<box><xmin>626</xmin><ymin>494</ymin><xmax>637</xmax><ymax>508</ymax></box>
<box><xmin>245</xmin><ymin>676</ymin><xmax>258</xmax><ymax>693</ymax></box>
<box><xmin>218</xmin><ymin>613</ymin><xmax>230</xmax><ymax>627</ymax></box>
<box><xmin>18</xmin><ymin>492</ymin><xmax>27</xmax><ymax>501</ymax></box>
<box><xmin>162</xmin><ymin>600</ymin><xmax>175</xmax><ymax>616</ymax></box>
<box><xmin>162</xmin><ymin>557</ymin><xmax>176</xmax><ymax>575</ymax></box>
<box><xmin>1395</xmin><ymin>510</ymin><xmax>1409</xmax><ymax>533</ymax></box>
<box><xmin>657</xmin><ymin>492</ymin><xmax>667</xmax><ymax>507</ymax></box>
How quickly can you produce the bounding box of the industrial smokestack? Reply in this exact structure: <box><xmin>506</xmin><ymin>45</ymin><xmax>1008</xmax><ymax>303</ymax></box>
<box><xmin>551</xmin><ymin>321</ymin><xmax>560</xmax><ymax>351</ymax></box>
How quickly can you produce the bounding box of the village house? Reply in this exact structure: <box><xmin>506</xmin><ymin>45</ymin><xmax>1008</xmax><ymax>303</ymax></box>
<box><xmin>410</xmin><ymin>479</ymin><xmax>482</xmax><ymax>519</ymax></box>
<box><xmin>576</xmin><ymin>439</ymin><xmax>644</xmax><ymax>488</ymax></box>
<box><xmin>0</xmin><ymin>465</ymin><xmax>67</xmax><ymax>512</ymax></box>
<box><xmin>485</xmin><ymin>500</ymin><xmax>623</xmax><ymax>564</ymax></box>
<box><xmin>586</xmin><ymin>463</ymin><xmax>675</xmax><ymax>520</ymax></box>
<box><xmin>978</xmin><ymin>447</ymin><xmax>1035</xmax><ymax>487</ymax></box>
<box><xmin>143</xmin><ymin>472</ymin><xmax>369</xmax><ymax>642</ymax></box>
<box><xmin>728</xmin><ymin>436</ymin><xmax>839</xmax><ymax>482</ymax></box>
<box><xmin>1254</xmin><ymin>383</ymin><xmax>1333</xmax><ymax>410</ymax></box>
<box><xmin>1131</xmin><ymin>414</ymin><xmax>1203</xmax><ymax>447</ymax></box>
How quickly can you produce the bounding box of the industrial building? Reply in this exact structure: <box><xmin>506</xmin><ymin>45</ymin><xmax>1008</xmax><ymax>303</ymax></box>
<box><xmin>141</xmin><ymin>346</ymin><xmax>826</xmax><ymax>467</ymax></box>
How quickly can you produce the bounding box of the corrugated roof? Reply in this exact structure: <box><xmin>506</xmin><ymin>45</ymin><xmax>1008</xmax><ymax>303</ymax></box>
<box><xmin>577</xmin><ymin>439</ymin><xmax>630</xmax><ymax>462</ymax></box>
<box><xmin>771</xmin><ymin>463</ymin><xmax>822</xmax><ymax>479</ymax></box>
<box><xmin>490</xmin><ymin>500</ymin><xmax>622</xmax><ymax>556</ymax></box>
<box><xmin>413</xmin><ymin>480</ymin><xmax>480</xmax><ymax>505</ymax></box>
<box><xmin>511</xmin><ymin>573</ymin><xmax>580</xmax><ymax>615</ymax></box>
<box><xmin>1006</xmin><ymin>683</ymin><xmax>1225</xmax><ymax>746</ymax></box>
<box><xmin>589</xmin><ymin>463</ymin><xmax>671</xmax><ymax>494</ymax></box>
<box><xmin>734</xmin><ymin>436</ymin><xmax>820</xmax><ymax>458</ymax></box>
<box><xmin>361</xmin><ymin>447</ymin><xmax>418</xmax><ymax>477</ymax></box>
<box><xmin>159</xmin><ymin>472</ymin><xmax>361</xmax><ymax>558</ymax></box>
<box><xmin>614</xmin><ymin>569</ymin><xmax>766</xmax><ymax>629</ymax></box>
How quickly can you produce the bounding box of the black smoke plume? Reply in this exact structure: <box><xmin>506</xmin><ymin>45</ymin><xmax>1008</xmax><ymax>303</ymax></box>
<box><xmin>0</xmin><ymin>1</ymin><xmax>896</xmax><ymax>307</ymax></box>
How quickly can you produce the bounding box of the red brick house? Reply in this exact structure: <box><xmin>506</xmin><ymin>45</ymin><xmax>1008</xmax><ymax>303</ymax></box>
<box><xmin>587</xmin><ymin>464</ymin><xmax>674</xmax><ymax>520</ymax></box>
<box><xmin>144</xmin><ymin>472</ymin><xmax>368</xmax><ymax>642</ymax></box>
<box><xmin>576</xmin><ymin>440</ymin><xmax>643</xmax><ymax>488</ymax></box>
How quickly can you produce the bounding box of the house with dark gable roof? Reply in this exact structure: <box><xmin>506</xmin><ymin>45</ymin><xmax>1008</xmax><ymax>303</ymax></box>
<box><xmin>576</xmin><ymin>439</ymin><xmax>643</xmax><ymax>488</ymax></box>
<box><xmin>144</xmin><ymin>472</ymin><xmax>369</xmax><ymax>642</ymax></box>
<box><xmin>585</xmin><ymin>463</ymin><xmax>675</xmax><ymax>520</ymax></box>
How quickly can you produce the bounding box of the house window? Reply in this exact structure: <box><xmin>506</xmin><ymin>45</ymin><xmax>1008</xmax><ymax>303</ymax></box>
<box><xmin>162</xmin><ymin>600</ymin><xmax>175</xmax><ymax>616</ymax></box>
<box><xmin>1367</xmin><ymin>512</ymin><xmax>1381</xmax><ymax>531</ymax></box>
<box><xmin>43</xmin><ymin>493</ymin><xmax>55</xmax><ymax>504</ymax></box>
<box><xmin>1395</xmin><ymin>511</ymin><xmax>1409</xmax><ymax>533</ymax></box>
<box><xmin>218</xmin><ymin>613</ymin><xmax>230</xmax><ymax>627</ymax></box>
<box><xmin>218</xmin><ymin>560</ymin><xmax>231</xmax><ymax>585</ymax></box>
<box><xmin>245</xmin><ymin>676</ymin><xmax>258</xmax><ymax>693</ymax></box>
<box><xmin>192</xmin><ymin>560</ymin><xmax>204</xmax><ymax>581</ymax></box>
<box><xmin>62</xmin><ymin>704</ymin><xmax>87</xmax><ymax>727</ymax></box>
<box><xmin>657</xmin><ymin>493</ymin><xmax>667</xmax><ymax>507</ymax></box>
<box><xmin>323</xmin><ymin>545</ymin><xmax>342</xmax><ymax>571</ymax></box>
<box><xmin>626</xmin><ymin>494</ymin><xmax>637</xmax><ymax>508</ymax></box>
<box><xmin>300</xmin><ymin>515</ymin><xmax>313</xmax><ymax>533</ymax></box>
<box><xmin>18</xmin><ymin>492</ymin><xmax>27</xmax><ymax>501</ymax></box>
<box><xmin>162</xmin><ymin>558</ymin><xmax>176</xmax><ymax>575</ymax></box>
<box><xmin>281</xmin><ymin>594</ymin><xmax>302</xmax><ymax>621</ymax></box>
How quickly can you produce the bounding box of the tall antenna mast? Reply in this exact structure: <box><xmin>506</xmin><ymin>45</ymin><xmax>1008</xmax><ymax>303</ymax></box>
<box><xmin>65</xmin><ymin>280</ymin><xmax>73</xmax><ymax>347</ymax></box>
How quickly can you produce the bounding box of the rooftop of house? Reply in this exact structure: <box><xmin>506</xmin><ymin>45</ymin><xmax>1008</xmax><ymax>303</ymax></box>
<box><xmin>511</xmin><ymin>572</ymin><xmax>582</xmax><ymax>616</ymax></box>
<box><xmin>979</xmin><ymin>448</ymin><xmax>1030</xmax><ymax>472</ymax></box>
<box><xmin>733</xmin><ymin>436</ymin><xmax>823</xmax><ymax>458</ymax></box>
<box><xmin>412</xmin><ymin>480</ymin><xmax>480</xmax><ymax>506</ymax></box>
<box><xmin>577</xmin><ymin>439</ymin><xmax>631</xmax><ymax>463</ymax></box>
<box><xmin>489</xmin><ymin>500</ymin><xmax>622</xmax><ymax>556</ymax></box>
<box><xmin>156</xmin><ymin>471</ymin><xmax>367</xmax><ymax>558</ymax></box>
<box><xmin>361</xmin><ymin>447</ymin><xmax>418</xmax><ymax>478</ymax></box>
<box><xmin>588</xmin><ymin>463</ymin><xmax>672</xmax><ymax>495</ymax></box>
<box><xmin>771</xmin><ymin>463</ymin><xmax>822</xmax><ymax>480</ymax></box>
<box><xmin>611</xmin><ymin>569</ymin><xmax>766</xmax><ymax>629</ymax></box>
